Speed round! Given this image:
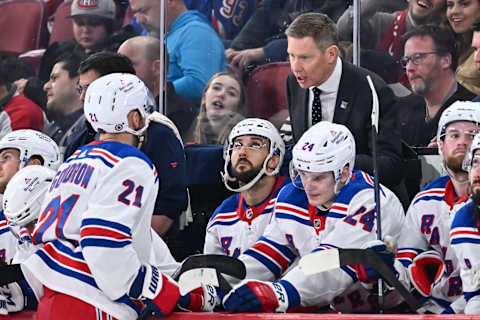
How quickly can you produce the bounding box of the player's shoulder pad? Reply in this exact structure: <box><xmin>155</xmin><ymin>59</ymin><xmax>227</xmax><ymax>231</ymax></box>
<box><xmin>451</xmin><ymin>200</ymin><xmax>476</xmax><ymax>229</ymax></box>
<box><xmin>420</xmin><ymin>175</ymin><xmax>450</xmax><ymax>192</ymax></box>
<box><xmin>276</xmin><ymin>181</ymin><xmax>308</xmax><ymax>207</ymax></box>
<box><xmin>411</xmin><ymin>175</ymin><xmax>449</xmax><ymax>204</ymax></box>
<box><xmin>209</xmin><ymin>193</ymin><xmax>241</xmax><ymax>221</ymax></box>
<box><xmin>335</xmin><ymin>170</ymin><xmax>384</xmax><ymax>205</ymax></box>
<box><xmin>83</xmin><ymin>141</ymin><xmax>155</xmax><ymax>170</ymax></box>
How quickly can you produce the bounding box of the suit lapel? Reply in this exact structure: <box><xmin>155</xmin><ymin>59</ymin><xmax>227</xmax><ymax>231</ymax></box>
<box><xmin>333</xmin><ymin>60</ymin><xmax>355</xmax><ymax>125</ymax></box>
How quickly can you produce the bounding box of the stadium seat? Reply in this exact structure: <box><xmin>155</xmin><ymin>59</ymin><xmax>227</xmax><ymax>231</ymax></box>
<box><xmin>0</xmin><ymin>0</ymin><xmax>48</xmax><ymax>56</ymax></box>
<box><xmin>246</xmin><ymin>62</ymin><xmax>291</xmax><ymax>127</ymax></box>
<box><xmin>49</xmin><ymin>0</ymin><xmax>74</xmax><ymax>44</ymax></box>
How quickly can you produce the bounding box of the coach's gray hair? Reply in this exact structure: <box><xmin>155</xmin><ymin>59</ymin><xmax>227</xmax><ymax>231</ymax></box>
<box><xmin>285</xmin><ymin>12</ymin><xmax>339</xmax><ymax>51</ymax></box>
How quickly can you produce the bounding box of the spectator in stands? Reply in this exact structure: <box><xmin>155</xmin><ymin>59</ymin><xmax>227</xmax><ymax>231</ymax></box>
<box><xmin>42</xmin><ymin>52</ymin><xmax>85</xmax><ymax>152</ymax></box>
<box><xmin>337</xmin><ymin>0</ymin><xmax>444</xmax><ymax>87</ymax></box>
<box><xmin>338</xmin><ymin>0</ymin><xmax>444</xmax><ymax>58</ymax></box>
<box><xmin>193</xmin><ymin>0</ymin><xmax>257</xmax><ymax>41</ymax></box>
<box><xmin>130</xmin><ymin>0</ymin><xmax>226</xmax><ymax>106</ymax></box>
<box><xmin>400</xmin><ymin>25</ymin><xmax>475</xmax><ymax>147</ymax></box>
<box><xmin>447</xmin><ymin>0</ymin><xmax>480</xmax><ymax>95</ymax></box>
<box><xmin>38</xmin><ymin>0</ymin><xmax>137</xmax><ymax>82</ymax></box>
<box><xmin>117</xmin><ymin>36</ymin><xmax>196</xmax><ymax>139</ymax></box>
<box><xmin>226</xmin><ymin>0</ymin><xmax>353</xmax><ymax>71</ymax></box>
<box><xmin>0</xmin><ymin>57</ymin><xmax>46</xmax><ymax>110</ymax></box>
<box><xmin>285</xmin><ymin>12</ymin><xmax>405</xmax><ymax>202</ymax></box>
<box><xmin>472</xmin><ymin>18</ymin><xmax>480</xmax><ymax>101</ymax></box>
<box><xmin>67</xmin><ymin>52</ymin><xmax>188</xmax><ymax>239</ymax></box>
<box><xmin>193</xmin><ymin>72</ymin><xmax>247</xmax><ymax>145</ymax></box>
<box><xmin>0</xmin><ymin>61</ymin><xmax>44</xmax><ymax>140</ymax></box>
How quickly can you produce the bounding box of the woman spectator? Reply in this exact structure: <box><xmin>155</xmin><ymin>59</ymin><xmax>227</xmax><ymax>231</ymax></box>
<box><xmin>193</xmin><ymin>72</ymin><xmax>247</xmax><ymax>145</ymax></box>
<box><xmin>447</xmin><ymin>0</ymin><xmax>480</xmax><ymax>94</ymax></box>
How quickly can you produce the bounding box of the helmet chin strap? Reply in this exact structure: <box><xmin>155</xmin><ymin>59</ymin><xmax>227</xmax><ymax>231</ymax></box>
<box><xmin>222</xmin><ymin>151</ymin><xmax>278</xmax><ymax>193</ymax></box>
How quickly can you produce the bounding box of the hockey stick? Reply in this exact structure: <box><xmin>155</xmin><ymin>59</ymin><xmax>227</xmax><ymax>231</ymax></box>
<box><xmin>366</xmin><ymin>75</ymin><xmax>384</xmax><ymax>311</ymax></box>
<box><xmin>298</xmin><ymin>248</ymin><xmax>419</xmax><ymax>312</ymax></box>
<box><xmin>172</xmin><ymin>254</ymin><xmax>246</xmax><ymax>283</ymax></box>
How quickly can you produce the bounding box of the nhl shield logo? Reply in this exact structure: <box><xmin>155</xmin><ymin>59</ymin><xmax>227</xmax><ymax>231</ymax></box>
<box><xmin>246</xmin><ymin>208</ymin><xmax>253</xmax><ymax>219</ymax></box>
<box><xmin>313</xmin><ymin>219</ymin><xmax>321</xmax><ymax>229</ymax></box>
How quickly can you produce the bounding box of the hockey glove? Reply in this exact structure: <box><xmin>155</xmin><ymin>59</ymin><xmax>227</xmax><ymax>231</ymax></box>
<box><xmin>178</xmin><ymin>284</ymin><xmax>225</xmax><ymax>312</ymax></box>
<box><xmin>354</xmin><ymin>237</ymin><xmax>397</xmax><ymax>284</ymax></box>
<box><xmin>0</xmin><ymin>282</ymin><xmax>35</xmax><ymax>314</ymax></box>
<box><xmin>128</xmin><ymin>264</ymin><xmax>180</xmax><ymax>317</ymax></box>
<box><xmin>223</xmin><ymin>280</ymin><xmax>299</xmax><ymax>313</ymax></box>
<box><xmin>408</xmin><ymin>250</ymin><xmax>444</xmax><ymax>297</ymax></box>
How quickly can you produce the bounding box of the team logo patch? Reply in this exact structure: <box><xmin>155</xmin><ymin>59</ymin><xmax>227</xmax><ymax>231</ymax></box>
<box><xmin>340</xmin><ymin>100</ymin><xmax>348</xmax><ymax>110</ymax></box>
<box><xmin>77</xmin><ymin>0</ymin><xmax>98</xmax><ymax>9</ymax></box>
<box><xmin>115</xmin><ymin>124</ymin><xmax>123</xmax><ymax>131</ymax></box>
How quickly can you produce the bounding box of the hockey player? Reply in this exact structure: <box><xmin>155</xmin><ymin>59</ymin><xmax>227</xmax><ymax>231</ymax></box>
<box><xmin>450</xmin><ymin>132</ymin><xmax>480</xmax><ymax>314</ymax></box>
<box><xmin>0</xmin><ymin>131</ymin><xmax>60</xmax><ymax>314</ymax></box>
<box><xmin>222</xmin><ymin>121</ymin><xmax>405</xmax><ymax>313</ymax></box>
<box><xmin>204</xmin><ymin>118</ymin><xmax>287</xmax><ymax>257</ymax></box>
<box><xmin>395</xmin><ymin>101</ymin><xmax>480</xmax><ymax>313</ymax></box>
<box><xmin>18</xmin><ymin>73</ymin><xmax>180</xmax><ymax>319</ymax></box>
<box><xmin>0</xmin><ymin>165</ymin><xmax>56</xmax><ymax>315</ymax></box>
<box><xmin>0</xmin><ymin>129</ymin><xmax>61</xmax><ymax>265</ymax></box>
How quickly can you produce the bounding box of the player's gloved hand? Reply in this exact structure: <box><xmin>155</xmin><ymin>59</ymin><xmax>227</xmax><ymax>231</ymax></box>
<box><xmin>178</xmin><ymin>283</ymin><xmax>225</xmax><ymax>312</ymax></box>
<box><xmin>0</xmin><ymin>282</ymin><xmax>31</xmax><ymax>314</ymax></box>
<box><xmin>408</xmin><ymin>250</ymin><xmax>444</xmax><ymax>297</ymax></box>
<box><xmin>354</xmin><ymin>236</ymin><xmax>397</xmax><ymax>283</ymax></box>
<box><xmin>223</xmin><ymin>280</ymin><xmax>299</xmax><ymax>313</ymax></box>
<box><xmin>128</xmin><ymin>265</ymin><xmax>180</xmax><ymax>317</ymax></box>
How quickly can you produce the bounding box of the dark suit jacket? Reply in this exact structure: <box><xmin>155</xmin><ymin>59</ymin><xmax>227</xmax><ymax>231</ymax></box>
<box><xmin>286</xmin><ymin>59</ymin><xmax>403</xmax><ymax>189</ymax></box>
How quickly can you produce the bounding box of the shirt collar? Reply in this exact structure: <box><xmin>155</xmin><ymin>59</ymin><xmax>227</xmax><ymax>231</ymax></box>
<box><xmin>312</xmin><ymin>57</ymin><xmax>342</xmax><ymax>94</ymax></box>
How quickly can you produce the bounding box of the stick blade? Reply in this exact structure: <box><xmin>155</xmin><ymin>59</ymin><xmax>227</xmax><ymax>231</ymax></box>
<box><xmin>298</xmin><ymin>249</ymin><xmax>341</xmax><ymax>276</ymax></box>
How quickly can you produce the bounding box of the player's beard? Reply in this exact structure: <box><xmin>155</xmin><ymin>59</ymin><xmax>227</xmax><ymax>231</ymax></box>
<box><xmin>472</xmin><ymin>187</ymin><xmax>480</xmax><ymax>228</ymax></box>
<box><xmin>232</xmin><ymin>160</ymin><xmax>263</xmax><ymax>184</ymax></box>
<box><xmin>445</xmin><ymin>153</ymin><xmax>465</xmax><ymax>174</ymax></box>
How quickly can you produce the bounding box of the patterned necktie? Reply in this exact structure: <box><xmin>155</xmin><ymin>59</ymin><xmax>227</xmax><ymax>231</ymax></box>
<box><xmin>311</xmin><ymin>87</ymin><xmax>322</xmax><ymax>125</ymax></box>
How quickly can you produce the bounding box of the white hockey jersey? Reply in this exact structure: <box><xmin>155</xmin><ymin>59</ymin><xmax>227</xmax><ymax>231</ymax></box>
<box><xmin>239</xmin><ymin>170</ymin><xmax>405</xmax><ymax>312</ymax></box>
<box><xmin>450</xmin><ymin>199</ymin><xmax>480</xmax><ymax>313</ymax></box>
<box><xmin>397</xmin><ymin>176</ymin><xmax>466</xmax><ymax>309</ymax></box>
<box><xmin>22</xmin><ymin>141</ymin><xmax>173</xmax><ymax>320</ymax></box>
<box><xmin>204</xmin><ymin>176</ymin><xmax>289</xmax><ymax>257</ymax></box>
<box><xmin>0</xmin><ymin>210</ymin><xmax>17</xmax><ymax>264</ymax></box>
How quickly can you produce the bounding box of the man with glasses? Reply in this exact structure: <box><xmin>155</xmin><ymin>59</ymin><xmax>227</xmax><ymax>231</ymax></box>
<box><xmin>400</xmin><ymin>25</ymin><xmax>475</xmax><ymax>147</ymax></box>
<box><xmin>392</xmin><ymin>101</ymin><xmax>480</xmax><ymax>313</ymax></box>
<box><xmin>204</xmin><ymin>118</ymin><xmax>287</xmax><ymax>258</ymax></box>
